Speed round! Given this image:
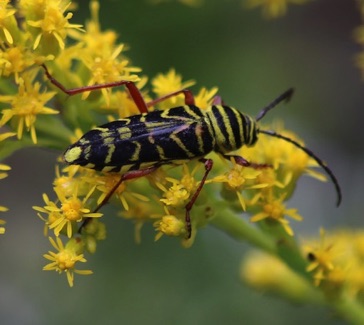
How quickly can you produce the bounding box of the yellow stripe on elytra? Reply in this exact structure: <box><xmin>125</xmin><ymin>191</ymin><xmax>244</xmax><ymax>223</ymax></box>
<box><xmin>130</xmin><ymin>141</ymin><xmax>142</xmax><ymax>162</ymax></box>
<box><xmin>101</xmin><ymin>166</ymin><xmax>117</xmax><ymax>172</ymax></box>
<box><xmin>183</xmin><ymin>105</ymin><xmax>202</xmax><ymax>119</ymax></box>
<box><xmin>194</xmin><ymin>124</ymin><xmax>205</xmax><ymax>154</ymax></box>
<box><xmin>170</xmin><ymin>125</ymin><xmax>194</xmax><ymax>158</ymax></box>
<box><xmin>118</xmin><ymin>127</ymin><xmax>132</xmax><ymax>141</ymax></box>
<box><xmin>156</xmin><ymin>144</ymin><xmax>167</xmax><ymax>160</ymax></box>
<box><xmin>93</xmin><ymin>127</ymin><xmax>109</xmax><ymax>132</ymax></box>
<box><xmin>104</xmin><ymin>144</ymin><xmax>115</xmax><ymax>164</ymax></box>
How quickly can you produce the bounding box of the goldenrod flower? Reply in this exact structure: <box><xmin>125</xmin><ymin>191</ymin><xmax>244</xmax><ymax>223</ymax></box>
<box><xmin>154</xmin><ymin>211</ymin><xmax>186</xmax><ymax>241</ymax></box>
<box><xmin>0</xmin><ymin>0</ymin><xmax>17</xmax><ymax>44</ymax></box>
<box><xmin>43</xmin><ymin>237</ymin><xmax>92</xmax><ymax>287</ymax></box>
<box><xmin>159</xmin><ymin>181</ymin><xmax>191</xmax><ymax>208</ymax></box>
<box><xmin>194</xmin><ymin>87</ymin><xmax>219</xmax><ymax>110</ymax></box>
<box><xmin>34</xmin><ymin>187</ymin><xmax>103</xmax><ymax>238</ymax></box>
<box><xmin>2</xmin><ymin>1</ymin><xmax>353</xmax><ymax>306</ymax></box>
<box><xmin>250</xmin><ymin>193</ymin><xmax>302</xmax><ymax>236</ymax></box>
<box><xmin>0</xmin><ymin>75</ymin><xmax>58</xmax><ymax>144</ymax></box>
<box><xmin>303</xmin><ymin>228</ymin><xmax>346</xmax><ymax>290</ymax></box>
<box><xmin>152</xmin><ymin>69</ymin><xmax>195</xmax><ymax>109</ymax></box>
<box><xmin>23</xmin><ymin>0</ymin><xmax>84</xmax><ymax>52</ymax></box>
<box><xmin>60</xmin><ymin>0</ymin><xmax>140</xmax><ymax>105</ymax></box>
<box><xmin>241</xmin><ymin>124</ymin><xmax>325</xmax><ymax>200</ymax></box>
<box><xmin>94</xmin><ymin>173</ymin><xmax>149</xmax><ymax>211</ymax></box>
<box><xmin>211</xmin><ymin>161</ymin><xmax>267</xmax><ymax>211</ymax></box>
<box><xmin>122</xmin><ymin>199</ymin><xmax>162</xmax><ymax>244</ymax></box>
<box><xmin>0</xmin><ymin>46</ymin><xmax>33</xmax><ymax>83</ymax></box>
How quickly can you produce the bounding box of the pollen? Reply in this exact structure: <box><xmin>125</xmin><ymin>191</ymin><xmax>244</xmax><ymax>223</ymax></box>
<box><xmin>61</xmin><ymin>198</ymin><xmax>83</xmax><ymax>222</ymax></box>
<box><xmin>263</xmin><ymin>201</ymin><xmax>284</xmax><ymax>220</ymax></box>
<box><xmin>159</xmin><ymin>215</ymin><xmax>185</xmax><ymax>236</ymax></box>
<box><xmin>154</xmin><ymin>214</ymin><xmax>186</xmax><ymax>240</ymax></box>
<box><xmin>56</xmin><ymin>250</ymin><xmax>76</xmax><ymax>270</ymax></box>
<box><xmin>160</xmin><ymin>183</ymin><xmax>190</xmax><ymax>207</ymax></box>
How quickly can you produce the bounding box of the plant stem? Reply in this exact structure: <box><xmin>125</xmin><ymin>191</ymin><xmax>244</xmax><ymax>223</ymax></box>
<box><xmin>210</xmin><ymin>207</ymin><xmax>276</xmax><ymax>254</ymax></box>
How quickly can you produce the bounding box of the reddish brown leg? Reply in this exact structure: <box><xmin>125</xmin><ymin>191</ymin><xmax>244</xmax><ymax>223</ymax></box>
<box><xmin>146</xmin><ymin>89</ymin><xmax>195</xmax><ymax>107</ymax></box>
<box><xmin>79</xmin><ymin>165</ymin><xmax>159</xmax><ymax>233</ymax></box>
<box><xmin>184</xmin><ymin>158</ymin><xmax>213</xmax><ymax>238</ymax></box>
<box><xmin>41</xmin><ymin>64</ymin><xmax>149</xmax><ymax>113</ymax></box>
<box><xmin>42</xmin><ymin>64</ymin><xmax>197</xmax><ymax>113</ymax></box>
<box><xmin>223</xmin><ymin>154</ymin><xmax>271</xmax><ymax>169</ymax></box>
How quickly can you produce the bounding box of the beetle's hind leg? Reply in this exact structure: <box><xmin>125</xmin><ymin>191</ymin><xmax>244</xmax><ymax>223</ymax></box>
<box><xmin>184</xmin><ymin>158</ymin><xmax>214</xmax><ymax>239</ymax></box>
<box><xmin>223</xmin><ymin>154</ymin><xmax>271</xmax><ymax>169</ymax></box>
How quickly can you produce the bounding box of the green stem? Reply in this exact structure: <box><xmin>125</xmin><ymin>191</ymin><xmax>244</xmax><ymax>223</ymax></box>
<box><xmin>211</xmin><ymin>204</ymin><xmax>310</xmax><ymax>279</ymax></box>
<box><xmin>259</xmin><ymin>220</ymin><xmax>311</xmax><ymax>280</ymax></box>
<box><xmin>211</xmin><ymin>206</ymin><xmax>364</xmax><ymax>323</ymax></box>
<box><xmin>333</xmin><ymin>294</ymin><xmax>364</xmax><ymax>325</ymax></box>
<box><xmin>210</xmin><ymin>206</ymin><xmax>276</xmax><ymax>254</ymax></box>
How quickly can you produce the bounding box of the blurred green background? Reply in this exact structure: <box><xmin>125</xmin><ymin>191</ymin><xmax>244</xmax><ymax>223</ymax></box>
<box><xmin>0</xmin><ymin>0</ymin><xmax>363</xmax><ymax>324</ymax></box>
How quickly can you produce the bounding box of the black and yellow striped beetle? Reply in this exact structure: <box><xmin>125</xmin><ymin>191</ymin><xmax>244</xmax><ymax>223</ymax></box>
<box><xmin>42</xmin><ymin>64</ymin><xmax>342</xmax><ymax>238</ymax></box>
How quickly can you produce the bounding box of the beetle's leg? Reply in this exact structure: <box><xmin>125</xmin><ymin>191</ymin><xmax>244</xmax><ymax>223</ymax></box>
<box><xmin>146</xmin><ymin>89</ymin><xmax>195</xmax><ymax>107</ymax></box>
<box><xmin>184</xmin><ymin>158</ymin><xmax>214</xmax><ymax>239</ymax></box>
<box><xmin>79</xmin><ymin>165</ymin><xmax>160</xmax><ymax>233</ymax></box>
<box><xmin>223</xmin><ymin>154</ymin><xmax>271</xmax><ymax>169</ymax></box>
<box><xmin>41</xmin><ymin>64</ymin><xmax>149</xmax><ymax>113</ymax></box>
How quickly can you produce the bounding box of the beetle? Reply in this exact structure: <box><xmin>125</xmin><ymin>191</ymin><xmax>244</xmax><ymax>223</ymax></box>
<box><xmin>41</xmin><ymin>64</ymin><xmax>342</xmax><ymax>238</ymax></box>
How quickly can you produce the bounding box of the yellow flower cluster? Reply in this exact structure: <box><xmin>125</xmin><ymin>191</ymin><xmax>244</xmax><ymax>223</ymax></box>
<box><xmin>242</xmin><ymin>229</ymin><xmax>364</xmax><ymax>302</ymax></box>
<box><xmin>0</xmin><ymin>0</ymin><xmax>141</xmax><ymax>286</ymax></box>
<box><xmin>0</xmin><ymin>0</ymin><xmax>330</xmax><ymax>287</ymax></box>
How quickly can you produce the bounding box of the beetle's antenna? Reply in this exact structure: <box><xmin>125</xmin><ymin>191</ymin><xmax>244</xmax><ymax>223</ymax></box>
<box><xmin>256</xmin><ymin>88</ymin><xmax>294</xmax><ymax>122</ymax></box>
<box><xmin>259</xmin><ymin>129</ymin><xmax>342</xmax><ymax>206</ymax></box>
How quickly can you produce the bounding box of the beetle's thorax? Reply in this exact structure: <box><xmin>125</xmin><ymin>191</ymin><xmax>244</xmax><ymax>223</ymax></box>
<box><xmin>205</xmin><ymin>105</ymin><xmax>258</xmax><ymax>154</ymax></box>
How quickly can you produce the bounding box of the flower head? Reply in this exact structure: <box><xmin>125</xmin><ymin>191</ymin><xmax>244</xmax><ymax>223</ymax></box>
<box><xmin>194</xmin><ymin>87</ymin><xmax>219</xmax><ymax>110</ymax></box>
<box><xmin>43</xmin><ymin>237</ymin><xmax>92</xmax><ymax>287</ymax></box>
<box><xmin>33</xmin><ymin>186</ymin><xmax>103</xmax><ymax>238</ymax></box>
<box><xmin>24</xmin><ymin>0</ymin><xmax>84</xmax><ymax>53</ymax></box>
<box><xmin>0</xmin><ymin>74</ymin><xmax>58</xmax><ymax>143</ymax></box>
<box><xmin>154</xmin><ymin>209</ymin><xmax>186</xmax><ymax>241</ymax></box>
<box><xmin>152</xmin><ymin>69</ymin><xmax>195</xmax><ymax>109</ymax></box>
<box><xmin>250</xmin><ymin>193</ymin><xmax>302</xmax><ymax>236</ymax></box>
<box><xmin>94</xmin><ymin>173</ymin><xmax>149</xmax><ymax>211</ymax></box>
<box><xmin>210</xmin><ymin>160</ymin><xmax>267</xmax><ymax>211</ymax></box>
<box><xmin>0</xmin><ymin>0</ymin><xmax>17</xmax><ymax>44</ymax></box>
